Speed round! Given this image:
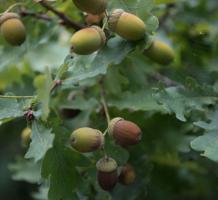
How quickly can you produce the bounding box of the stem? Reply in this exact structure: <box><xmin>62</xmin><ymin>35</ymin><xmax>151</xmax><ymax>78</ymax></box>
<box><xmin>38</xmin><ymin>0</ymin><xmax>83</xmax><ymax>30</ymax></box>
<box><xmin>103</xmin><ymin>128</ymin><xmax>108</xmax><ymax>136</ymax></box>
<box><xmin>0</xmin><ymin>95</ymin><xmax>35</xmax><ymax>99</ymax></box>
<box><xmin>99</xmin><ymin>81</ymin><xmax>110</xmax><ymax>124</ymax></box>
<box><xmin>0</xmin><ymin>2</ymin><xmax>26</xmax><ymax>15</ymax></box>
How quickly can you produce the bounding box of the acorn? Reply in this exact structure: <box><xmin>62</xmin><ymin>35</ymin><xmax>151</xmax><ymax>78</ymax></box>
<box><xmin>21</xmin><ymin>127</ymin><xmax>31</xmax><ymax>147</ymax></box>
<box><xmin>144</xmin><ymin>40</ymin><xmax>175</xmax><ymax>65</ymax></box>
<box><xmin>85</xmin><ymin>13</ymin><xmax>105</xmax><ymax>25</ymax></box>
<box><xmin>96</xmin><ymin>157</ymin><xmax>118</xmax><ymax>191</ymax></box>
<box><xmin>118</xmin><ymin>164</ymin><xmax>136</xmax><ymax>185</ymax></box>
<box><xmin>108</xmin><ymin>9</ymin><xmax>146</xmax><ymax>41</ymax></box>
<box><xmin>73</xmin><ymin>0</ymin><xmax>107</xmax><ymax>15</ymax></box>
<box><xmin>70</xmin><ymin>26</ymin><xmax>106</xmax><ymax>55</ymax></box>
<box><xmin>108</xmin><ymin>117</ymin><xmax>142</xmax><ymax>146</ymax></box>
<box><xmin>70</xmin><ymin>127</ymin><xmax>104</xmax><ymax>153</ymax></box>
<box><xmin>0</xmin><ymin>12</ymin><xmax>26</xmax><ymax>46</ymax></box>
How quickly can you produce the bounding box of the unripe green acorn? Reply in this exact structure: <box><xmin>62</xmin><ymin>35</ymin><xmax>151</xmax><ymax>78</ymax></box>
<box><xmin>73</xmin><ymin>0</ymin><xmax>107</xmax><ymax>14</ymax></box>
<box><xmin>70</xmin><ymin>127</ymin><xmax>104</xmax><ymax>153</ymax></box>
<box><xmin>0</xmin><ymin>12</ymin><xmax>26</xmax><ymax>46</ymax></box>
<box><xmin>96</xmin><ymin>157</ymin><xmax>118</xmax><ymax>191</ymax></box>
<box><xmin>21</xmin><ymin>127</ymin><xmax>31</xmax><ymax>147</ymax></box>
<box><xmin>119</xmin><ymin>164</ymin><xmax>136</xmax><ymax>185</ymax></box>
<box><xmin>144</xmin><ymin>40</ymin><xmax>175</xmax><ymax>65</ymax></box>
<box><xmin>70</xmin><ymin>26</ymin><xmax>106</xmax><ymax>55</ymax></box>
<box><xmin>108</xmin><ymin>117</ymin><xmax>142</xmax><ymax>146</ymax></box>
<box><xmin>108</xmin><ymin>9</ymin><xmax>146</xmax><ymax>41</ymax></box>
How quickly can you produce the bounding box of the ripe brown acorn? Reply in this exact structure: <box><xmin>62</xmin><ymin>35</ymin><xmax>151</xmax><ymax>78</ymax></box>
<box><xmin>108</xmin><ymin>117</ymin><xmax>142</xmax><ymax>146</ymax></box>
<box><xmin>70</xmin><ymin>26</ymin><xmax>106</xmax><ymax>55</ymax></box>
<box><xmin>144</xmin><ymin>40</ymin><xmax>175</xmax><ymax>65</ymax></box>
<box><xmin>70</xmin><ymin>127</ymin><xmax>104</xmax><ymax>153</ymax></box>
<box><xmin>108</xmin><ymin>9</ymin><xmax>146</xmax><ymax>41</ymax></box>
<box><xmin>96</xmin><ymin>157</ymin><xmax>118</xmax><ymax>191</ymax></box>
<box><xmin>73</xmin><ymin>0</ymin><xmax>107</xmax><ymax>15</ymax></box>
<box><xmin>0</xmin><ymin>12</ymin><xmax>26</xmax><ymax>46</ymax></box>
<box><xmin>119</xmin><ymin>164</ymin><xmax>136</xmax><ymax>185</ymax></box>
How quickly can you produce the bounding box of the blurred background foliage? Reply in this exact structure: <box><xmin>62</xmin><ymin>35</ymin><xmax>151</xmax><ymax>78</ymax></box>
<box><xmin>0</xmin><ymin>0</ymin><xmax>218</xmax><ymax>199</ymax></box>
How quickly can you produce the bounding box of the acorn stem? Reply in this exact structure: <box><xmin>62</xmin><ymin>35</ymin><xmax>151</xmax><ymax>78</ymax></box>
<box><xmin>0</xmin><ymin>95</ymin><xmax>36</xmax><ymax>99</ymax></box>
<box><xmin>103</xmin><ymin>128</ymin><xmax>108</xmax><ymax>136</ymax></box>
<box><xmin>99</xmin><ymin>82</ymin><xmax>110</xmax><ymax>124</ymax></box>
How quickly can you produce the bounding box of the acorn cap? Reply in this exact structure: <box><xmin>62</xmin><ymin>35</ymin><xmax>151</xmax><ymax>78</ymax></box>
<box><xmin>108</xmin><ymin>9</ymin><xmax>124</xmax><ymax>31</ymax></box>
<box><xmin>108</xmin><ymin>117</ymin><xmax>123</xmax><ymax>136</ymax></box>
<box><xmin>96</xmin><ymin>157</ymin><xmax>117</xmax><ymax>172</ymax></box>
<box><xmin>0</xmin><ymin>12</ymin><xmax>20</xmax><ymax>25</ymax></box>
<box><xmin>92</xmin><ymin>25</ymin><xmax>106</xmax><ymax>44</ymax></box>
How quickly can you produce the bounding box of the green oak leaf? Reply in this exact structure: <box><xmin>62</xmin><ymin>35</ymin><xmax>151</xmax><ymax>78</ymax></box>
<box><xmin>25</xmin><ymin>120</ymin><xmax>54</xmax><ymax>162</ymax></box>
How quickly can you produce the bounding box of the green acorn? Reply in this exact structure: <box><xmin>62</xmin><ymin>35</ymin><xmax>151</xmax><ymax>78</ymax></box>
<box><xmin>108</xmin><ymin>9</ymin><xmax>146</xmax><ymax>41</ymax></box>
<box><xmin>144</xmin><ymin>40</ymin><xmax>175</xmax><ymax>65</ymax></box>
<box><xmin>21</xmin><ymin>127</ymin><xmax>31</xmax><ymax>147</ymax></box>
<box><xmin>70</xmin><ymin>127</ymin><xmax>104</xmax><ymax>153</ymax></box>
<box><xmin>73</xmin><ymin>0</ymin><xmax>107</xmax><ymax>14</ymax></box>
<box><xmin>70</xmin><ymin>26</ymin><xmax>106</xmax><ymax>55</ymax></box>
<box><xmin>118</xmin><ymin>164</ymin><xmax>136</xmax><ymax>185</ymax></box>
<box><xmin>96</xmin><ymin>157</ymin><xmax>118</xmax><ymax>191</ymax></box>
<box><xmin>0</xmin><ymin>12</ymin><xmax>26</xmax><ymax>46</ymax></box>
<box><xmin>108</xmin><ymin>117</ymin><xmax>142</xmax><ymax>146</ymax></box>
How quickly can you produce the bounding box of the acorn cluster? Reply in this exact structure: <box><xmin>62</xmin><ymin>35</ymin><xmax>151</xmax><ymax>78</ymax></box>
<box><xmin>71</xmin><ymin>0</ymin><xmax>175</xmax><ymax>65</ymax></box>
<box><xmin>70</xmin><ymin>118</ymin><xmax>141</xmax><ymax>190</ymax></box>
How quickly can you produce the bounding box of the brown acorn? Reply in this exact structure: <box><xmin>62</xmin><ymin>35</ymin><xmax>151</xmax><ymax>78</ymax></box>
<box><xmin>108</xmin><ymin>9</ymin><xmax>146</xmax><ymax>41</ymax></box>
<box><xmin>0</xmin><ymin>12</ymin><xmax>26</xmax><ymax>46</ymax></box>
<box><xmin>108</xmin><ymin>117</ymin><xmax>142</xmax><ymax>146</ymax></box>
<box><xmin>96</xmin><ymin>157</ymin><xmax>118</xmax><ymax>191</ymax></box>
<box><xmin>119</xmin><ymin>164</ymin><xmax>136</xmax><ymax>185</ymax></box>
<box><xmin>70</xmin><ymin>127</ymin><xmax>104</xmax><ymax>153</ymax></box>
<box><xmin>70</xmin><ymin>26</ymin><xmax>106</xmax><ymax>55</ymax></box>
<box><xmin>73</xmin><ymin>0</ymin><xmax>107</xmax><ymax>15</ymax></box>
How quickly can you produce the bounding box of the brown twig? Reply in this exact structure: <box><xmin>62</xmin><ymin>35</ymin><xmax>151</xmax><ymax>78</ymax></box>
<box><xmin>158</xmin><ymin>3</ymin><xmax>175</xmax><ymax>30</ymax></box>
<box><xmin>38</xmin><ymin>0</ymin><xmax>83</xmax><ymax>30</ymax></box>
<box><xmin>19</xmin><ymin>9</ymin><xmax>52</xmax><ymax>21</ymax></box>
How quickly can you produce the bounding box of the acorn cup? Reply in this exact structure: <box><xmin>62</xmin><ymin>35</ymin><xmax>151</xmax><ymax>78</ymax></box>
<box><xmin>118</xmin><ymin>164</ymin><xmax>136</xmax><ymax>185</ymax></box>
<box><xmin>96</xmin><ymin>157</ymin><xmax>118</xmax><ymax>191</ymax></box>
<box><xmin>108</xmin><ymin>9</ymin><xmax>146</xmax><ymax>41</ymax></box>
<box><xmin>144</xmin><ymin>40</ymin><xmax>175</xmax><ymax>65</ymax></box>
<box><xmin>108</xmin><ymin>117</ymin><xmax>142</xmax><ymax>146</ymax></box>
<box><xmin>70</xmin><ymin>127</ymin><xmax>104</xmax><ymax>153</ymax></box>
<box><xmin>70</xmin><ymin>26</ymin><xmax>106</xmax><ymax>55</ymax></box>
<box><xmin>21</xmin><ymin>127</ymin><xmax>31</xmax><ymax>147</ymax></box>
<box><xmin>0</xmin><ymin>12</ymin><xmax>26</xmax><ymax>46</ymax></box>
<box><xmin>73</xmin><ymin>0</ymin><xmax>107</xmax><ymax>15</ymax></box>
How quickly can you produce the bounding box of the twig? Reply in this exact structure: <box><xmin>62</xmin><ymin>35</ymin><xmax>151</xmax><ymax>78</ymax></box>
<box><xmin>0</xmin><ymin>95</ymin><xmax>35</xmax><ymax>99</ymax></box>
<box><xmin>158</xmin><ymin>3</ymin><xmax>175</xmax><ymax>30</ymax></box>
<box><xmin>19</xmin><ymin>9</ymin><xmax>52</xmax><ymax>21</ymax></box>
<box><xmin>99</xmin><ymin>80</ymin><xmax>110</xmax><ymax>125</ymax></box>
<box><xmin>38</xmin><ymin>0</ymin><xmax>83</xmax><ymax>30</ymax></box>
<box><xmin>150</xmin><ymin>72</ymin><xmax>180</xmax><ymax>87</ymax></box>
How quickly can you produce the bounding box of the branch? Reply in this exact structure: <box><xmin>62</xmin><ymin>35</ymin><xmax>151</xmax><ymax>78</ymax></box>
<box><xmin>19</xmin><ymin>9</ymin><xmax>52</xmax><ymax>21</ymax></box>
<box><xmin>158</xmin><ymin>3</ymin><xmax>175</xmax><ymax>30</ymax></box>
<box><xmin>150</xmin><ymin>72</ymin><xmax>180</xmax><ymax>87</ymax></box>
<box><xmin>38</xmin><ymin>0</ymin><xmax>83</xmax><ymax>30</ymax></box>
